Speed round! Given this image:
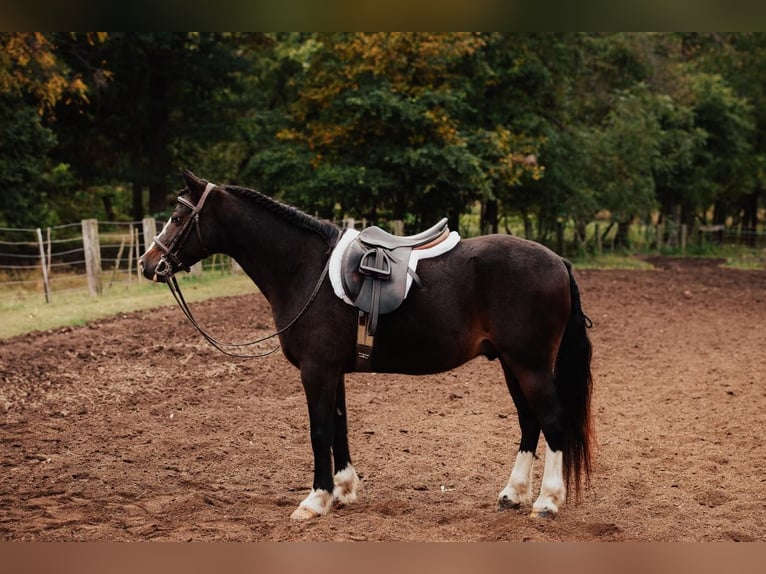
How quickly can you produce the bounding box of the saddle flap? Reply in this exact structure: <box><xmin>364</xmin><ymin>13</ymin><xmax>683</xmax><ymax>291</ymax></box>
<box><xmin>341</xmin><ymin>239</ymin><xmax>409</xmax><ymax>315</ymax></box>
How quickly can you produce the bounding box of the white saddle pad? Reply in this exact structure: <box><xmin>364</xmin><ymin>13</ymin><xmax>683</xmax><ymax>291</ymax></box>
<box><xmin>329</xmin><ymin>227</ymin><xmax>461</xmax><ymax>306</ymax></box>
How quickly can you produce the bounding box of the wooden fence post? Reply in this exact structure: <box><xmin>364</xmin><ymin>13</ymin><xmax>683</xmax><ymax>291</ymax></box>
<box><xmin>141</xmin><ymin>217</ymin><xmax>156</xmax><ymax>253</ymax></box>
<box><xmin>134</xmin><ymin>227</ymin><xmax>141</xmax><ymax>282</ymax></box>
<box><xmin>127</xmin><ymin>224</ymin><xmax>135</xmax><ymax>284</ymax></box>
<box><xmin>81</xmin><ymin>219</ymin><xmax>103</xmax><ymax>296</ymax></box>
<box><xmin>595</xmin><ymin>223</ymin><xmax>602</xmax><ymax>256</ymax></box>
<box><xmin>46</xmin><ymin>227</ymin><xmax>52</xmax><ymax>278</ymax></box>
<box><xmin>109</xmin><ymin>237</ymin><xmax>126</xmax><ymax>287</ymax></box>
<box><xmin>36</xmin><ymin>228</ymin><xmax>51</xmax><ymax>303</ymax></box>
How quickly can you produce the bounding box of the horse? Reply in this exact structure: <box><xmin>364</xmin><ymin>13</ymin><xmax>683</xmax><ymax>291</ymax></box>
<box><xmin>139</xmin><ymin>170</ymin><xmax>593</xmax><ymax>521</ymax></box>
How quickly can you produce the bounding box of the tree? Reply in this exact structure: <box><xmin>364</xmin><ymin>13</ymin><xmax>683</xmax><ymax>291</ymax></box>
<box><xmin>586</xmin><ymin>87</ymin><xmax>664</xmax><ymax>247</ymax></box>
<box><xmin>0</xmin><ymin>33</ymin><xmax>86</xmax><ymax>227</ymax></box>
<box><xmin>467</xmin><ymin>33</ymin><xmax>567</xmax><ymax>235</ymax></box>
<box><xmin>677</xmin><ymin>33</ymin><xmax>763</xmax><ymax>234</ymax></box>
<box><xmin>53</xmin><ymin>32</ymin><xmax>266</xmax><ymax>220</ymax></box>
<box><xmin>244</xmin><ymin>33</ymin><xmax>542</xmax><ymax>231</ymax></box>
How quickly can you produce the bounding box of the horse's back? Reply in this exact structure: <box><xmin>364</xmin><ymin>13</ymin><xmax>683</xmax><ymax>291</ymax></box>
<box><xmin>460</xmin><ymin>234</ymin><xmax>568</xmax><ymax>278</ymax></box>
<box><xmin>419</xmin><ymin>234</ymin><xmax>570</xmax><ymax>302</ymax></box>
<box><xmin>370</xmin><ymin>234</ymin><xmax>571</xmax><ymax>374</ymax></box>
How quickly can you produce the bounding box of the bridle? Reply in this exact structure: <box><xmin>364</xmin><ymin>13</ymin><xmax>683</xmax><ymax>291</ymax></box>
<box><xmin>152</xmin><ymin>182</ymin><xmax>216</xmax><ymax>280</ymax></box>
<box><xmin>150</xmin><ymin>181</ymin><xmax>331</xmax><ymax>358</ymax></box>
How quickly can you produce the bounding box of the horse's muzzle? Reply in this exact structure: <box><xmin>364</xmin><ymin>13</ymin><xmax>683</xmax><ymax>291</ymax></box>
<box><xmin>138</xmin><ymin>250</ymin><xmax>170</xmax><ymax>283</ymax></box>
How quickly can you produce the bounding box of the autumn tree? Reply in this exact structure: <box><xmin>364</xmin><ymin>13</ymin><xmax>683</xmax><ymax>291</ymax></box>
<box><xmin>0</xmin><ymin>32</ymin><xmax>88</xmax><ymax>227</ymax></box>
<box><xmin>245</xmin><ymin>33</ymin><xmax>541</xmax><ymax>231</ymax></box>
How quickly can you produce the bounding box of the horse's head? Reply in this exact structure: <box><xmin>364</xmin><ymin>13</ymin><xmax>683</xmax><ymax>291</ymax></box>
<box><xmin>139</xmin><ymin>170</ymin><xmax>215</xmax><ymax>283</ymax></box>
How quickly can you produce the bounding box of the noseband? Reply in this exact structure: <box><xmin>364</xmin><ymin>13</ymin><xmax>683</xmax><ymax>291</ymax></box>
<box><xmin>153</xmin><ymin>182</ymin><xmax>216</xmax><ymax>279</ymax></box>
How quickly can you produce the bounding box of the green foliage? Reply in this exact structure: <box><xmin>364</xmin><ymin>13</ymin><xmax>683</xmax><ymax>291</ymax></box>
<box><xmin>0</xmin><ymin>32</ymin><xmax>764</xmax><ymax>250</ymax></box>
<box><xmin>0</xmin><ymin>33</ymin><xmax>84</xmax><ymax>227</ymax></box>
<box><xmin>52</xmin><ymin>32</ymin><xmax>268</xmax><ymax>219</ymax></box>
<box><xmin>585</xmin><ymin>86</ymin><xmax>662</xmax><ymax>226</ymax></box>
<box><xmin>0</xmin><ymin>96</ymin><xmax>56</xmax><ymax>226</ymax></box>
<box><xmin>244</xmin><ymin>33</ymin><xmax>543</xmax><ymax>229</ymax></box>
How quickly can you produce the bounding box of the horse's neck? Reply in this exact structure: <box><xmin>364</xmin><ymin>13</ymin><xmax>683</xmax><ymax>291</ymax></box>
<box><xmin>223</xmin><ymin>206</ymin><xmax>332</xmax><ymax>309</ymax></box>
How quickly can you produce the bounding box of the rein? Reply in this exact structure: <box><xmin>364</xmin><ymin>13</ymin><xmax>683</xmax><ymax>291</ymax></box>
<box><xmin>166</xmin><ymin>260</ymin><xmax>330</xmax><ymax>358</ymax></box>
<box><xmin>154</xmin><ymin>182</ymin><xmax>332</xmax><ymax>358</ymax></box>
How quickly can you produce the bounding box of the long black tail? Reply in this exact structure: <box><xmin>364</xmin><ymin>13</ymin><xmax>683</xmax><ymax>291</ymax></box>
<box><xmin>554</xmin><ymin>260</ymin><xmax>594</xmax><ymax>499</ymax></box>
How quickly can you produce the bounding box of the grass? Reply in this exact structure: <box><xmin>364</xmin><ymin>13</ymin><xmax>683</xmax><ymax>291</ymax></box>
<box><xmin>1</xmin><ymin>242</ymin><xmax>763</xmax><ymax>340</ymax></box>
<box><xmin>717</xmin><ymin>246</ymin><xmax>766</xmax><ymax>270</ymax></box>
<box><xmin>568</xmin><ymin>253</ymin><xmax>655</xmax><ymax>270</ymax></box>
<box><xmin>570</xmin><ymin>243</ymin><xmax>765</xmax><ymax>271</ymax></box>
<box><xmin>0</xmin><ymin>272</ymin><xmax>257</xmax><ymax>340</ymax></box>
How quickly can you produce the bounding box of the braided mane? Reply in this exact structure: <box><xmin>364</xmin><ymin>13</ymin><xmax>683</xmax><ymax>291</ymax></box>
<box><xmin>224</xmin><ymin>185</ymin><xmax>339</xmax><ymax>246</ymax></box>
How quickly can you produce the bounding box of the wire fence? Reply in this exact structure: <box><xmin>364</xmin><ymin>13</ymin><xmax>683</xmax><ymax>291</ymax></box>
<box><xmin>2</xmin><ymin>215</ymin><xmax>762</xmax><ymax>302</ymax></box>
<box><xmin>0</xmin><ymin>219</ymin><xmax>239</xmax><ymax>303</ymax></box>
<box><xmin>0</xmin><ymin>215</ymin><xmax>374</xmax><ymax>303</ymax></box>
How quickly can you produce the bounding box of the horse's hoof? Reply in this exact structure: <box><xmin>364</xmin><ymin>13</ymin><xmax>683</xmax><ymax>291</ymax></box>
<box><xmin>290</xmin><ymin>506</ymin><xmax>320</xmax><ymax>520</ymax></box>
<box><xmin>496</xmin><ymin>496</ymin><xmax>521</xmax><ymax>511</ymax></box>
<box><xmin>529</xmin><ymin>508</ymin><xmax>557</xmax><ymax>519</ymax></box>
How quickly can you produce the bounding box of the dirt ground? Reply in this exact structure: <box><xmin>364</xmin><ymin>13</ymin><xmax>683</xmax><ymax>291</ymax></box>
<box><xmin>1</xmin><ymin>257</ymin><xmax>764</xmax><ymax>541</ymax></box>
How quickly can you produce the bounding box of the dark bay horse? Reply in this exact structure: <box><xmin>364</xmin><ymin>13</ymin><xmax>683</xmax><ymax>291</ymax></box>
<box><xmin>139</xmin><ymin>170</ymin><xmax>593</xmax><ymax>520</ymax></box>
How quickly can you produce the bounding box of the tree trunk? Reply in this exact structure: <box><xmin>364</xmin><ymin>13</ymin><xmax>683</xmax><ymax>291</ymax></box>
<box><xmin>575</xmin><ymin>220</ymin><xmax>587</xmax><ymax>250</ymax></box>
<box><xmin>522</xmin><ymin>209</ymin><xmax>532</xmax><ymax>240</ymax></box>
<box><xmin>146</xmin><ymin>52</ymin><xmax>170</xmax><ymax>215</ymax></box>
<box><xmin>614</xmin><ymin>219</ymin><xmax>631</xmax><ymax>248</ymax></box>
<box><xmin>712</xmin><ymin>199</ymin><xmax>727</xmax><ymax>226</ymax></box>
<box><xmin>131</xmin><ymin>181</ymin><xmax>144</xmax><ymax>221</ymax></box>
<box><xmin>480</xmin><ymin>199</ymin><xmax>498</xmax><ymax>235</ymax></box>
<box><xmin>741</xmin><ymin>187</ymin><xmax>760</xmax><ymax>247</ymax></box>
<box><xmin>102</xmin><ymin>194</ymin><xmax>115</xmax><ymax>221</ymax></box>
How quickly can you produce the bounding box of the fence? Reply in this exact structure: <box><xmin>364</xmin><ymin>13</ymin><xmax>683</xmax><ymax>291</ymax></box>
<box><xmin>2</xmin><ymin>215</ymin><xmax>761</xmax><ymax>302</ymax></box>
<box><xmin>0</xmin><ymin>214</ymin><xmax>385</xmax><ymax>302</ymax></box>
<box><xmin>0</xmin><ymin>218</ymin><xmax>239</xmax><ymax>303</ymax></box>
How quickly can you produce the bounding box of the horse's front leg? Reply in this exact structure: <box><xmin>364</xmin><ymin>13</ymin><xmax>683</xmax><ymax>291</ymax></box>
<box><xmin>290</xmin><ymin>364</ymin><xmax>340</xmax><ymax>520</ymax></box>
<box><xmin>332</xmin><ymin>375</ymin><xmax>360</xmax><ymax>505</ymax></box>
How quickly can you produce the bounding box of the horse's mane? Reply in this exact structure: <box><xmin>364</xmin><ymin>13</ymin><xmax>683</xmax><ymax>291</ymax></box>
<box><xmin>224</xmin><ymin>185</ymin><xmax>340</xmax><ymax>246</ymax></box>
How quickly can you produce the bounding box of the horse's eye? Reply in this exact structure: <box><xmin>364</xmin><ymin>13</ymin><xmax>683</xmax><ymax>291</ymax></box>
<box><xmin>171</xmin><ymin>216</ymin><xmax>181</xmax><ymax>225</ymax></box>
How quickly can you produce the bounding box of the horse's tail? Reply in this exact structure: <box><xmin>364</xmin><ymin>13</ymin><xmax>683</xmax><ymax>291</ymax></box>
<box><xmin>554</xmin><ymin>260</ymin><xmax>594</xmax><ymax>500</ymax></box>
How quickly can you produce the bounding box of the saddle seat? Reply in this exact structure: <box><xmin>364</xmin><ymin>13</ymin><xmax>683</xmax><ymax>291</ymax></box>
<box><xmin>358</xmin><ymin>217</ymin><xmax>449</xmax><ymax>250</ymax></box>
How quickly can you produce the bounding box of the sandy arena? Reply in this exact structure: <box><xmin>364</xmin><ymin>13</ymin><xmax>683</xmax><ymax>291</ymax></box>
<box><xmin>1</xmin><ymin>258</ymin><xmax>764</xmax><ymax>541</ymax></box>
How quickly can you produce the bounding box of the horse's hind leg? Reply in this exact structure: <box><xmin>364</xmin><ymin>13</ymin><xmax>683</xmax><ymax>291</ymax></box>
<box><xmin>497</xmin><ymin>363</ymin><xmax>540</xmax><ymax>510</ymax></box>
<box><xmin>501</xmin><ymin>362</ymin><xmax>567</xmax><ymax>517</ymax></box>
<box><xmin>332</xmin><ymin>375</ymin><xmax>360</xmax><ymax>505</ymax></box>
<box><xmin>521</xmin><ymin>367</ymin><xmax>567</xmax><ymax>517</ymax></box>
<box><xmin>534</xmin><ymin>441</ymin><xmax>566</xmax><ymax>518</ymax></box>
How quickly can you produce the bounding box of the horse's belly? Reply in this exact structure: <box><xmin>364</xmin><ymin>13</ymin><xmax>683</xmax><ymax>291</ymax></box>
<box><xmin>370</xmin><ymin>321</ymin><xmax>489</xmax><ymax>375</ymax></box>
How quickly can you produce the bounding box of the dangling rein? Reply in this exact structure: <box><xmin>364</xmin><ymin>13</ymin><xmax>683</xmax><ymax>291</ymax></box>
<box><xmin>165</xmin><ymin>259</ymin><xmax>329</xmax><ymax>358</ymax></box>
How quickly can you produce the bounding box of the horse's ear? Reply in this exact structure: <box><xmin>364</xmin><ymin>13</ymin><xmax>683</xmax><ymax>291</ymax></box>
<box><xmin>181</xmin><ymin>169</ymin><xmax>206</xmax><ymax>197</ymax></box>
